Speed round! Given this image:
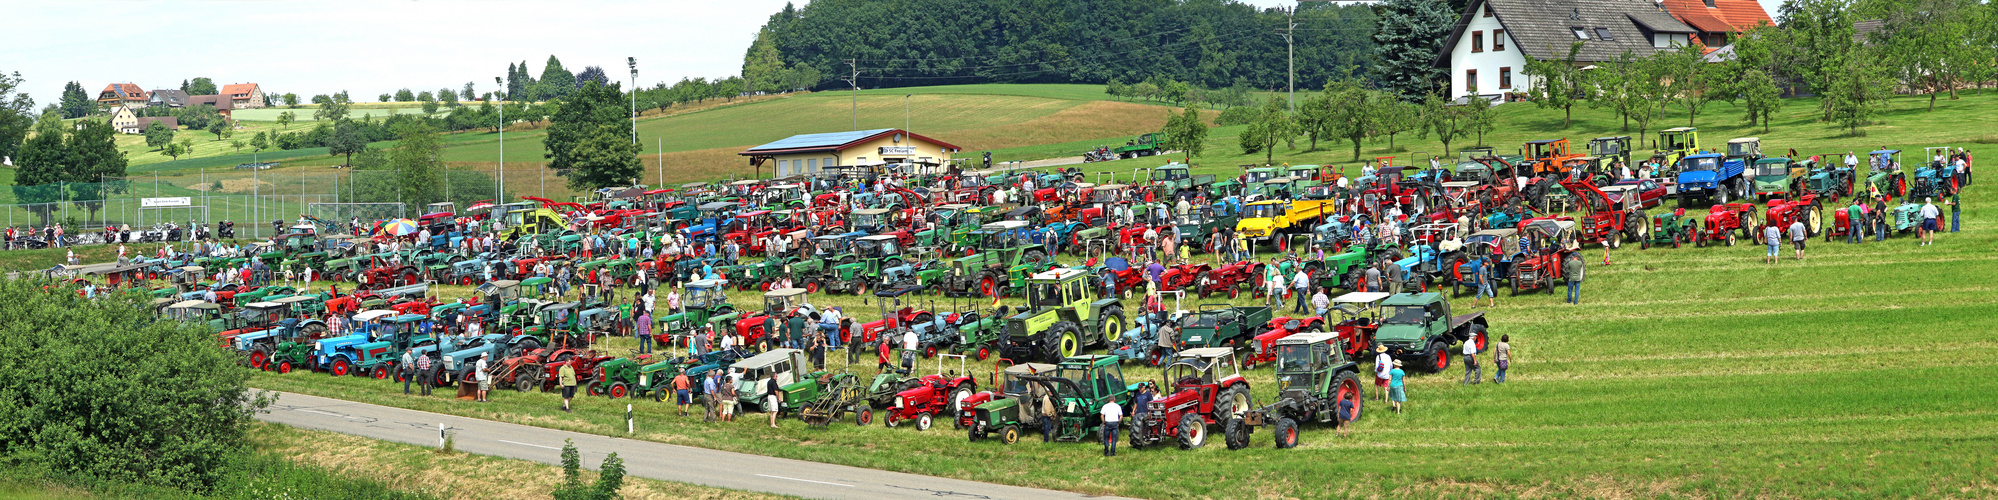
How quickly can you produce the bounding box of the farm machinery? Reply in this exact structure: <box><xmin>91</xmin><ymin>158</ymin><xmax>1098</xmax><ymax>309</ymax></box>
<box><xmin>999</xmin><ymin>268</ymin><xmax>1126</xmax><ymax>363</ymax></box>
<box><xmin>882</xmin><ymin>355</ymin><xmax>979</xmax><ymax>430</ymax></box>
<box><xmin>1128</xmin><ymin>348</ymin><xmax>1253</xmax><ymax>450</ymax></box>
<box><xmin>1011</xmin><ymin>355</ymin><xmax>1139</xmax><ymax>442</ymax></box>
<box><xmin>1697</xmin><ymin>203</ymin><xmax>1761</xmax><ymax>247</ymax></box>
<box><xmin>1509</xmin><ymin>218</ymin><xmax>1580</xmax><ymax>294</ymax></box>
<box><xmin>1372</xmin><ymin>293</ymin><xmax>1488</xmax><ymax>373</ymax></box>
<box><xmin>962</xmin><ymin>362</ymin><xmax>1059</xmax><ymax>443</ymax></box>
<box><xmin>1763</xmin><ymin>195</ymin><xmax>1825</xmax><ymax>239</ymax></box>
<box><xmin>1226</xmin><ymin>331</ymin><xmax>1366</xmax><ymax>450</ymax></box>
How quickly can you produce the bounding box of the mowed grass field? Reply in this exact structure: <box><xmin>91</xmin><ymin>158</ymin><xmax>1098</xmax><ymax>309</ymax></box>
<box><xmin>205</xmin><ymin>170</ymin><xmax>1993</xmax><ymax>499</ymax></box>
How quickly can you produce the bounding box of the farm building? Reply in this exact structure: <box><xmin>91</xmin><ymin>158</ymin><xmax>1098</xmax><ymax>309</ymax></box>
<box><xmin>740</xmin><ymin>128</ymin><xmax>961</xmax><ymax>177</ymax></box>
<box><xmin>1435</xmin><ymin>0</ymin><xmax>1698</xmax><ymax>101</ymax></box>
<box><xmin>222</xmin><ymin>83</ymin><xmax>266</xmax><ymax>109</ymax></box>
<box><xmin>97</xmin><ymin>83</ymin><xmax>149</xmax><ymax>108</ymax></box>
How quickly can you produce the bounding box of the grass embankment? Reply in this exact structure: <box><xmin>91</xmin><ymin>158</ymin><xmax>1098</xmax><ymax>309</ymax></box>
<box><xmin>226</xmin><ymin>172</ymin><xmax>1995</xmax><ymax>499</ymax></box>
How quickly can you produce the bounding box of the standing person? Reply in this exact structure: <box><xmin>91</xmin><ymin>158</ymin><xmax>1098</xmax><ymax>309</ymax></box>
<box><xmin>764</xmin><ymin>376</ymin><xmax>783</xmax><ymax>429</ymax></box>
<box><xmin>1364</xmin><ymin>262</ymin><xmax>1383</xmax><ymax>293</ymax></box>
<box><xmin>1311</xmin><ymin>287</ymin><xmax>1330</xmax><ymax>318</ymax></box>
<box><xmin>415</xmin><ymin>353</ymin><xmax>434</xmax><ymax>396</ymax></box>
<box><xmin>1494</xmin><ymin>335</ymin><xmax>1512</xmax><ymax>384</ymax></box>
<box><xmin>807</xmin><ymin>328</ymin><xmax>826</xmax><ymax>371</ymax></box>
<box><xmin>1099</xmin><ymin>398</ymin><xmax>1122</xmax><ymax>457</ymax></box>
<box><xmin>1920</xmin><ymin>198</ymin><xmax>1940</xmax><ymax>246</ymax></box>
<box><xmin>901</xmin><ymin>327</ymin><xmax>919</xmax><ymax>372</ymax></box>
<box><xmin>1388</xmin><ymin>360</ymin><xmax>1407</xmax><ymax>414</ymax></box>
<box><xmin>702</xmin><ymin>370</ymin><xmax>720</xmax><ymax>422</ymax></box>
<box><xmin>1374</xmin><ymin>346</ymin><xmax>1392</xmax><ymax>402</ymax></box>
<box><xmin>1948</xmin><ymin>192</ymin><xmax>1960</xmax><ymax>233</ymax></box>
<box><xmin>1763</xmin><ymin>222</ymin><xmax>1782</xmax><ymax>264</ymax></box>
<box><xmin>1563</xmin><ymin>253</ymin><xmax>1584</xmax><ymax>304</ymax></box>
<box><xmin>717</xmin><ymin>371</ymin><xmax>738</xmax><ymax>422</ymax></box>
<box><xmin>1035</xmin><ymin>384</ymin><xmax>1057</xmax><ymax>442</ymax></box>
<box><xmin>635</xmin><ymin>310</ymin><xmax>653</xmax><ymax>354</ymax></box>
<box><xmin>1264</xmin><ymin>265</ymin><xmax>1285</xmax><ymax>306</ymax></box>
<box><xmin>1788</xmin><ymin>218</ymin><xmax>1808</xmax><ymax>260</ymax></box>
<box><xmin>475</xmin><ymin>356</ymin><xmax>491</xmax><ymax>402</ymax></box>
<box><xmin>1846</xmin><ymin>201</ymin><xmax>1865</xmax><ymax>244</ymax></box>
<box><xmin>559</xmin><ymin>359</ymin><xmax>578</xmax><ymax>412</ymax></box>
<box><xmin>672</xmin><ymin>369</ymin><xmax>692</xmax><ymax>416</ymax></box>
<box><xmin>1336</xmin><ymin>386</ymin><xmax>1357</xmax><ymax>438</ymax></box>
<box><xmin>820</xmin><ymin>307</ymin><xmax>843</xmax><ymax>350</ymax></box>
<box><xmin>401</xmin><ymin>350</ymin><xmax>416</xmax><ymax>394</ymax></box>
<box><xmin>1461</xmin><ymin>340</ymin><xmax>1480</xmax><ymax>385</ymax></box>
<box><xmin>1475</xmin><ymin>258</ymin><xmax>1496</xmax><ymax>308</ymax></box>
<box><xmin>1291</xmin><ymin>268</ymin><xmax>1310</xmax><ymax>314</ymax></box>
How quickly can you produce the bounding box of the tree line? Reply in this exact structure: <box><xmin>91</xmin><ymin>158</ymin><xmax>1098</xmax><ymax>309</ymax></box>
<box><xmin>750</xmin><ymin>0</ymin><xmax>1378</xmax><ymax>92</ymax></box>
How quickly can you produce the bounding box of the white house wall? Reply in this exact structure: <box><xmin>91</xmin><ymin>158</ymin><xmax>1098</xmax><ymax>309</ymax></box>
<box><xmin>1447</xmin><ymin>5</ymin><xmax>1532</xmax><ymax>100</ymax></box>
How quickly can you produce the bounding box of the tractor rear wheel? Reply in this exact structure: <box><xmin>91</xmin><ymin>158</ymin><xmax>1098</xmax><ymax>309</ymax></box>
<box><xmin>856</xmin><ymin>409</ymin><xmax>873</xmax><ymax>426</ymax></box>
<box><xmin>1470</xmin><ymin>324</ymin><xmax>1489</xmax><ymax>352</ymax></box>
<box><xmin>1177</xmin><ymin>413</ymin><xmax>1207</xmax><ymax>450</ymax></box>
<box><xmin>1273</xmin><ymin>418</ymin><xmax>1299</xmax><ymax>449</ymax></box>
<box><xmin>998</xmin><ymin>425</ymin><xmax>1020</xmax><ymax>444</ymax></box>
<box><xmin>1334</xmin><ymin>371</ymin><xmax>1364</xmax><ymax>424</ymax></box>
<box><xmin>1224</xmin><ymin>417</ymin><xmax>1250</xmax><ymax>450</ymax></box>
<box><xmin>516</xmin><ymin>376</ymin><xmax>536</xmax><ymax>392</ymax></box>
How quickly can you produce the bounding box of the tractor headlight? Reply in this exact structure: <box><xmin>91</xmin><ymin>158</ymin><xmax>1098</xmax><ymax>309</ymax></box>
<box><xmin>443</xmin><ymin>355</ymin><xmax>454</xmax><ymax>368</ymax></box>
<box><xmin>894</xmin><ymin>396</ymin><xmax>905</xmax><ymax>409</ymax></box>
<box><xmin>313</xmin><ymin>341</ymin><xmax>322</xmax><ymax>351</ymax></box>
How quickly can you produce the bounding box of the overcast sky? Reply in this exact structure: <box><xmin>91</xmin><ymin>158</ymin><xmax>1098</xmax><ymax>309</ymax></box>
<box><xmin>9</xmin><ymin>0</ymin><xmax>1783</xmax><ymax>107</ymax></box>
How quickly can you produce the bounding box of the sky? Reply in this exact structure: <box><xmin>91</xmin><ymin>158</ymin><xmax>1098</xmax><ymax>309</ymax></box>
<box><xmin>7</xmin><ymin>0</ymin><xmax>1784</xmax><ymax>108</ymax></box>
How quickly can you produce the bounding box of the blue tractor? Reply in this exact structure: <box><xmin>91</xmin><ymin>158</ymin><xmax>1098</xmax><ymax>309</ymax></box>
<box><xmin>1676</xmin><ymin>152</ymin><xmax>1747</xmax><ymax>207</ymax></box>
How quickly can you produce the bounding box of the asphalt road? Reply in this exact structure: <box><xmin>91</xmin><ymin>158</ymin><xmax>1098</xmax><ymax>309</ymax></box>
<box><xmin>258</xmin><ymin>391</ymin><xmax>1125</xmax><ymax>500</ymax></box>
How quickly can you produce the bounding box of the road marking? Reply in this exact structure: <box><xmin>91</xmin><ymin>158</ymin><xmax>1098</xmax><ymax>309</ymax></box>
<box><xmin>498</xmin><ymin>440</ymin><xmax>561</xmax><ymax>450</ymax></box>
<box><xmin>756</xmin><ymin>474</ymin><xmax>853</xmax><ymax>487</ymax></box>
<box><xmin>298</xmin><ymin>408</ymin><xmax>358</xmax><ymax>419</ymax></box>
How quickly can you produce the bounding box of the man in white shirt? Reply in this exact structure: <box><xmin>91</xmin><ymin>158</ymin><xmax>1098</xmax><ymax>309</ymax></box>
<box><xmin>1462</xmin><ymin>340</ymin><xmax>1481</xmax><ymax>385</ymax></box>
<box><xmin>1290</xmin><ymin>269</ymin><xmax>1310</xmax><ymax>314</ymax></box>
<box><xmin>901</xmin><ymin>328</ymin><xmax>919</xmax><ymax>371</ymax></box>
<box><xmin>475</xmin><ymin>357</ymin><xmax>491</xmax><ymax>402</ymax></box>
<box><xmin>1100</xmin><ymin>399</ymin><xmax>1122</xmax><ymax>457</ymax></box>
<box><xmin>1375</xmin><ymin>345</ymin><xmax>1393</xmax><ymax>401</ymax></box>
<box><xmin>1920</xmin><ymin>198</ymin><xmax>1941</xmax><ymax>246</ymax></box>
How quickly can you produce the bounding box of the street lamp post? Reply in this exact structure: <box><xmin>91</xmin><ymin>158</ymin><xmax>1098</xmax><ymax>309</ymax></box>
<box><xmin>904</xmin><ymin>94</ymin><xmax>911</xmax><ymax>133</ymax></box>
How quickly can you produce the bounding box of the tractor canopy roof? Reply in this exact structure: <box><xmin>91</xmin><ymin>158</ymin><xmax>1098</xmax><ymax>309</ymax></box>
<box><xmin>272</xmin><ymin>295</ymin><xmax>317</xmax><ymax>305</ymax></box>
<box><xmin>1662</xmin><ymin>127</ymin><xmax>1696</xmax><ymax>133</ymax></box>
<box><xmin>872</xmin><ymin>284</ymin><xmax>926</xmax><ymax>297</ymax></box>
<box><xmin>1332</xmin><ymin>291</ymin><xmax>1392</xmax><ymax>304</ymax></box>
<box><xmin>520</xmin><ymin>276</ymin><xmax>554</xmax><ymax>287</ymax></box>
<box><xmin>852</xmin><ymin>208</ymin><xmax>890</xmax><ymax>216</ymax></box>
<box><xmin>1380</xmin><ymin>292</ymin><xmax>1443</xmax><ymax>307</ymax></box>
<box><xmin>1177</xmin><ymin>347</ymin><xmax>1235</xmax><ymax>360</ymax></box>
<box><xmin>1441</xmin><ymin>181</ymin><xmax>1480</xmax><ymax>188</ymax></box>
<box><xmin>388</xmin><ymin>314</ymin><xmax>427</xmax><ymax>324</ymax></box>
<box><xmin>1755</xmin><ymin>157</ymin><xmax>1793</xmax><ymax>165</ymax></box>
<box><xmin>168</xmin><ymin>299</ymin><xmax>219</xmax><ymax>310</ymax></box>
<box><xmin>354</xmin><ymin>309</ymin><xmax>400</xmax><ymax>322</ymax></box>
<box><xmin>766</xmin><ymin>288</ymin><xmax>808</xmax><ymax>299</ymax></box>
<box><xmin>859</xmin><ymin>234</ymin><xmax>898</xmax><ymax>242</ymax></box>
<box><xmin>1028</xmin><ymin>267</ymin><xmax>1088</xmax><ymax>282</ymax></box>
<box><xmin>686</xmin><ymin>279</ymin><xmax>725</xmax><ymax>290</ymax></box>
<box><xmin>1057</xmin><ymin>354</ymin><xmax>1120</xmax><ymax>369</ymax></box>
<box><xmin>1005</xmin><ymin>362</ymin><xmax>1059</xmax><ymax>375</ymax></box>
<box><xmin>734</xmin><ymin>348</ymin><xmax>804</xmax><ymax>369</ymax></box>
<box><xmin>1278</xmin><ymin>331</ymin><xmax>1341</xmax><ymax>346</ymax></box>
<box><xmin>982</xmin><ymin>220</ymin><xmax>1031</xmax><ymax>231</ymax></box>
<box><xmin>243</xmin><ymin>301</ymin><xmax>286</xmax><ymax>311</ymax></box>
<box><xmin>1524</xmin><ymin>139</ymin><xmax>1563</xmax><ymax>145</ymax></box>
<box><xmin>697</xmin><ymin>202</ymin><xmax>739</xmax><ymax>211</ymax></box>
<box><xmin>1103</xmin><ymin>256</ymin><xmax>1132</xmax><ymax>272</ymax></box>
<box><xmin>1727</xmin><ymin>137</ymin><xmax>1760</xmax><ymax>145</ymax></box>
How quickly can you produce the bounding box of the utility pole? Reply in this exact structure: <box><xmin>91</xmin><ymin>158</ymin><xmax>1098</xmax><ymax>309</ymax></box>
<box><xmin>846</xmin><ymin>59</ymin><xmax>860</xmax><ymax>131</ymax></box>
<box><xmin>495</xmin><ymin>77</ymin><xmax>506</xmax><ymax>202</ymax></box>
<box><xmin>1282</xmin><ymin>6</ymin><xmax>1297</xmax><ymax>112</ymax></box>
<box><xmin>657</xmin><ymin>138</ymin><xmax>663</xmax><ymax>188</ymax></box>
<box><xmin>627</xmin><ymin>57</ymin><xmax>638</xmax><ymax>145</ymax></box>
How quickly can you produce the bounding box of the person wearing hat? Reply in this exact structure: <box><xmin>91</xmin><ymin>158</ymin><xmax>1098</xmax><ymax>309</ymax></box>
<box><xmin>1388</xmin><ymin>359</ymin><xmax>1407</xmax><ymax>414</ymax></box>
<box><xmin>1374</xmin><ymin>345</ymin><xmax>1393</xmax><ymax>402</ymax></box>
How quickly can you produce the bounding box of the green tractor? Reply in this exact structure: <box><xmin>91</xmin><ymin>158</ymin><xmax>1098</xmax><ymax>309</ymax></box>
<box><xmin>1640</xmin><ymin>210</ymin><xmax>1698</xmax><ymax>249</ymax></box>
<box><xmin>941</xmin><ymin>221</ymin><xmax>1054</xmax><ymax>298</ymax></box>
<box><xmin>999</xmin><ymin>268</ymin><xmax>1126</xmax><ymax>363</ymax></box>
<box><xmin>658</xmin><ymin>279</ymin><xmax>737</xmax><ymax>339</ymax></box>
<box><xmin>1013</xmin><ymin>355</ymin><xmax>1140</xmax><ymax>442</ymax></box>
<box><xmin>961</xmin><ymin>362</ymin><xmax>1059</xmax><ymax>443</ymax></box>
<box><xmin>1647</xmin><ymin>127</ymin><xmax>1701</xmax><ymax>177</ymax></box>
<box><xmin>822</xmin><ymin>235</ymin><xmax>911</xmax><ymax>295</ymax></box>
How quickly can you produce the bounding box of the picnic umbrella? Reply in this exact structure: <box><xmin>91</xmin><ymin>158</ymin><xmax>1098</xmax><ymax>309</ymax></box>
<box><xmin>381</xmin><ymin>219</ymin><xmax>421</xmax><ymax>236</ymax></box>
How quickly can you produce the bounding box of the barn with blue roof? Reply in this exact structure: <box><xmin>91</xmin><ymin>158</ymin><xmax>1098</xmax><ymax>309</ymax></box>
<box><xmin>739</xmin><ymin>128</ymin><xmax>962</xmax><ymax>177</ymax></box>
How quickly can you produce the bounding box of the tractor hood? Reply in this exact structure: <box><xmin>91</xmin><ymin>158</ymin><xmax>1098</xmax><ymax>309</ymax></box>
<box><xmin>1374</xmin><ymin>324</ymin><xmax>1428</xmax><ymax>346</ymax></box>
<box><xmin>1234</xmin><ymin>218</ymin><xmax>1277</xmax><ymax>237</ymax></box>
<box><xmin>1677</xmin><ymin>169</ymin><xmax>1718</xmax><ymax>187</ymax></box>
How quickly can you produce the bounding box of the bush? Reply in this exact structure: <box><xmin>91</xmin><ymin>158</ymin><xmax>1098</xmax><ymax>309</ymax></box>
<box><xmin>552</xmin><ymin>439</ymin><xmax>624</xmax><ymax>500</ymax></box>
<box><xmin>1216</xmin><ymin>105</ymin><xmax>1257</xmax><ymax>126</ymax></box>
<box><xmin>0</xmin><ymin>280</ymin><xmax>270</xmax><ymax>492</ymax></box>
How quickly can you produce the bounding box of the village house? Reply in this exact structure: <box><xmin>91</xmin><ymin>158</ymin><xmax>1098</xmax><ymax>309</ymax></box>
<box><xmin>221</xmin><ymin>83</ymin><xmax>265</xmax><ymax>109</ymax></box>
<box><xmin>184</xmin><ymin>94</ymin><xmax>236</xmax><ymax>119</ymax></box>
<box><xmin>149</xmin><ymin>89</ymin><xmax>189</xmax><ymax>109</ymax></box>
<box><xmin>97</xmin><ymin>83</ymin><xmax>149</xmax><ymax>108</ymax></box>
<box><xmin>1436</xmin><ymin>0</ymin><xmax>1699</xmax><ymax>100</ymax></box>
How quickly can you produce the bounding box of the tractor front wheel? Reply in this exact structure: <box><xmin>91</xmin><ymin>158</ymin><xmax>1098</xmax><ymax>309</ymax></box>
<box><xmin>1177</xmin><ymin>413</ymin><xmax>1207</xmax><ymax>449</ymax></box>
<box><xmin>1224</xmin><ymin>417</ymin><xmax>1250</xmax><ymax>450</ymax></box>
<box><xmin>277</xmin><ymin>361</ymin><xmax>294</xmax><ymax>374</ymax></box>
<box><xmin>998</xmin><ymin>425</ymin><xmax>1020</xmax><ymax>444</ymax></box>
<box><xmin>975</xmin><ymin>347</ymin><xmax>991</xmax><ymax>361</ymax></box>
<box><xmin>1425</xmin><ymin>342</ymin><xmax>1451</xmax><ymax>373</ymax></box>
<box><xmin>329</xmin><ymin>358</ymin><xmax>351</xmax><ymax>377</ymax></box>
<box><xmin>1273</xmin><ymin>417</ymin><xmax>1300</xmax><ymax>449</ymax></box>
<box><xmin>916</xmin><ymin>412</ymin><xmax>934</xmax><ymax>431</ymax></box>
<box><xmin>372</xmin><ymin>366</ymin><xmax>390</xmax><ymax>380</ymax></box>
<box><xmin>856</xmin><ymin>409</ymin><xmax>873</xmax><ymax>426</ymax></box>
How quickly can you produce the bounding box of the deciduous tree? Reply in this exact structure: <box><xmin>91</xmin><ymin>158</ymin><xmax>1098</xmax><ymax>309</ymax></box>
<box><xmin>545</xmin><ymin>81</ymin><xmax>641</xmax><ymax>190</ymax></box>
<box><xmin>143</xmin><ymin>120</ymin><xmax>174</xmax><ymax>149</ymax></box>
<box><xmin>1161</xmin><ymin>103</ymin><xmax>1208</xmax><ymax>163</ymax></box>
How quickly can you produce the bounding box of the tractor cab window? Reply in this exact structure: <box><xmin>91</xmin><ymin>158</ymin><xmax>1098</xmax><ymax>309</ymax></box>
<box><xmin>1274</xmin><ymin>344</ymin><xmax>1313</xmax><ymax>373</ymax></box>
<box><xmin>1000</xmin><ymin>372</ymin><xmax>1033</xmax><ymax>395</ymax></box>
<box><xmin>1183</xmin><ymin>312</ymin><xmax>1218</xmax><ymax>329</ymax></box>
<box><xmin>853</xmin><ymin>240</ymin><xmax>880</xmax><ymax>258</ymax></box>
<box><xmin>1098</xmin><ymin>364</ymin><xmax>1126</xmax><ymax>398</ymax></box>
<box><xmin>1756</xmin><ymin>163</ymin><xmax>1789</xmax><ymax>177</ymax></box>
<box><xmin>686</xmin><ymin>288</ymin><xmax>718</xmax><ymax>309</ymax></box>
<box><xmin>1383</xmin><ymin>305</ymin><xmax>1427</xmax><ymax>324</ymax></box>
<box><xmin>1683</xmin><ymin>157</ymin><xmax>1719</xmax><ymax>171</ymax></box>
<box><xmin>1156</xmin><ymin>169</ymin><xmax>1188</xmax><ymax>181</ymax></box>
<box><xmin>1064</xmin><ymin>280</ymin><xmax>1083</xmax><ymax>303</ymax></box>
<box><xmin>1053</xmin><ymin>368</ymin><xmax>1088</xmax><ymax>399</ymax></box>
<box><xmin>1028</xmin><ymin>283</ymin><xmax>1064</xmax><ymax>308</ymax></box>
<box><xmin>1167</xmin><ymin>363</ymin><xmax>1206</xmax><ymax>388</ymax></box>
<box><xmin>1245</xmin><ymin>204</ymin><xmax>1284</xmax><ymax>218</ymax></box>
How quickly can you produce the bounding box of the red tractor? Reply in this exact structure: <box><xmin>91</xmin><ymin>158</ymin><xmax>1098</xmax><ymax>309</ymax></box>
<box><xmin>1242</xmin><ymin>315</ymin><xmax>1325</xmax><ymax>369</ymax></box>
<box><xmin>1697</xmin><ymin>203</ymin><xmax>1761</xmax><ymax>247</ymax></box>
<box><xmin>1762</xmin><ymin>195</ymin><xmax>1824</xmax><ymax>240</ymax></box>
<box><xmin>1326</xmin><ymin>292</ymin><xmax>1389</xmax><ymax>361</ymax></box>
<box><xmin>1095</xmin><ymin>257</ymin><xmax>1149</xmax><ymax>297</ymax></box>
<box><xmin>354</xmin><ymin>256</ymin><xmax>423</xmax><ymax>291</ymax></box>
<box><xmin>1509</xmin><ymin>218</ymin><xmax>1581</xmax><ymax>295</ymax></box>
<box><xmin>1195</xmin><ymin>260</ymin><xmax>1262</xmax><ymax>299</ymax></box>
<box><xmin>1155</xmin><ymin>263</ymin><xmax>1210</xmax><ymax>292</ymax></box>
<box><xmin>1129</xmin><ymin>348</ymin><xmax>1254</xmax><ymax>450</ymax></box>
<box><xmin>883</xmin><ymin>355</ymin><xmax>979</xmax><ymax>430</ymax></box>
<box><xmin>1560</xmin><ymin>178</ymin><xmax>1648</xmax><ymax>249</ymax></box>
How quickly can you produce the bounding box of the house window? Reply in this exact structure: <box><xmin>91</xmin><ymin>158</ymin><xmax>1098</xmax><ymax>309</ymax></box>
<box><xmin>1595</xmin><ymin>27</ymin><xmax>1614</xmax><ymax>40</ymax></box>
<box><xmin>1703</xmin><ymin>0</ymin><xmax>1716</xmax><ymax>6</ymax></box>
<box><xmin>1482</xmin><ymin>3</ymin><xmax>1491</xmax><ymax>17</ymax></box>
<box><xmin>1466</xmin><ymin>69</ymin><xmax>1478</xmax><ymax>93</ymax></box>
<box><xmin>1499</xmin><ymin>67</ymin><xmax>1513</xmax><ymax>89</ymax></box>
<box><xmin>1572</xmin><ymin>27</ymin><xmax>1589</xmax><ymax>40</ymax></box>
<box><xmin>807</xmin><ymin>158</ymin><xmax>817</xmax><ymax>173</ymax></box>
<box><xmin>1493</xmin><ymin>29</ymin><xmax>1505</xmax><ymax>51</ymax></box>
<box><xmin>1472</xmin><ymin>31</ymin><xmax>1484</xmax><ymax>52</ymax></box>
